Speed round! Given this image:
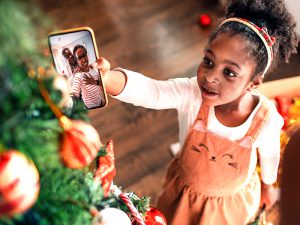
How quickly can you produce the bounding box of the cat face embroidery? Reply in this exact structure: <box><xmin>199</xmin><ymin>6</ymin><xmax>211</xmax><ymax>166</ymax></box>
<box><xmin>222</xmin><ymin>153</ymin><xmax>238</xmax><ymax>169</ymax></box>
<box><xmin>191</xmin><ymin>120</ymin><xmax>253</xmax><ymax>171</ymax></box>
<box><xmin>191</xmin><ymin>143</ymin><xmax>238</xmax><ymax>170</ymax></box>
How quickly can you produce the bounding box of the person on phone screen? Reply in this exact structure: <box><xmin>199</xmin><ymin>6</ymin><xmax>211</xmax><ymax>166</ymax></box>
<box><xmin>71</xmin><ymin>44</ymin><xmax>104</xmax><ymax>109</ymax></box>
<box><xmin>61</xmin><ymin>47</ymin><xmax>79</xmax><ymax>78</ymax></box>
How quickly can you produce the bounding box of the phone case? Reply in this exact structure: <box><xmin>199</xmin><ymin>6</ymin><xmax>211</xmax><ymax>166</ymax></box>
<box><xmin>48</xmin><ymin>27</ymin><xmax>108</xmax><ymax>109</ymax></box>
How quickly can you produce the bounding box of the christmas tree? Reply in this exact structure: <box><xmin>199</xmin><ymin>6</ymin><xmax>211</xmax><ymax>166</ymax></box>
<box><xmin>0</xmin><ymin>1</ymin><xmax>157</xmax><ymax>224</ymax></box>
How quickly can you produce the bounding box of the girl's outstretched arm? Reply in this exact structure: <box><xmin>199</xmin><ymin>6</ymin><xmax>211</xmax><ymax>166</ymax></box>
<box><xmin>93</xmin><ymin>57</ymin><xmax>127</xmax><ymax>96</ymax></box>
<box><xmin>260</xmin><ymin>182</ymin><xmax>278</xmax><ymax>209</ymax></box>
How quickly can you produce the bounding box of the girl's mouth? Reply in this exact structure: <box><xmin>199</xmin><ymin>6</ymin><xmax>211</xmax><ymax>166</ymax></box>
<box><xmin>201</xmin><ymin>85</ymin><xmax>218</xmax><ymax>97</ymax></box>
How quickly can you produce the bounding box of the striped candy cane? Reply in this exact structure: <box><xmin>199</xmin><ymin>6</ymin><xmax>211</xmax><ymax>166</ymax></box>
<box><xmin>111</xmin><ymin>185</ymin><xmax>146</xmax><ymax>225</ymax></box>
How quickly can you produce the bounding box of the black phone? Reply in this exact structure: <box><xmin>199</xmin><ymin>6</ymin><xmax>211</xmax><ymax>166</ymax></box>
<box><xmin>48</xmin><ymin>27</ymin><xmax>107</xmax><ymax>109</ymax></box>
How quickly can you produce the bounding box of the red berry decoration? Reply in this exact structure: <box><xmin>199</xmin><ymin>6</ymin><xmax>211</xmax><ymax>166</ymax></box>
<box><xmin>60</xmin><ymin>118</ymin><xmax>102</xmax><ymax>169</ymax></box>
<box><xmin>0</xmin><ymin>150</ymin><xmax>40</xmax><ymax>217</ymax></box>
<box><xmin>144</xmin><ymin>207</ymin><xmax>167</xmax><ymax>225</ymax></box>
<box><xmin>94</xmin><ymin>140</ymin><xmax>116</xmax><ymax>197</ymax></box>
<box><xmin>199</xmin><ymin>14</ymin><xmax>212</xmax><ymax>27</ymax></box>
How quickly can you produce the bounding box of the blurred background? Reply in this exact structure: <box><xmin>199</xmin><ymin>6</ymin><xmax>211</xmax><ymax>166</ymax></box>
<box><xmin>39</xmin><ymin>0</ymin><xmax>300</xmax><ymax>224</ymax></box>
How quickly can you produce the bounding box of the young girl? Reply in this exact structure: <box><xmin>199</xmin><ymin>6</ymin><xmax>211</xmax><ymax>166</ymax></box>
<box><xmin>92</xmin><ymin>0</ymin><xmax>298</xmax><ymax>224</ymax></box>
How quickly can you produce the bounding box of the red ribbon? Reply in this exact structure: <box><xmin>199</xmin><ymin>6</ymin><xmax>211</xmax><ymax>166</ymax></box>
<box><xmin>240</xmin><ymin>18</ymin><xmax>276</xmax><ymax>47</ymax></box>
<box><xmin>94</xmin><ymin>140</ymin><xmax>116</xmax><ymax>197</ymax></box>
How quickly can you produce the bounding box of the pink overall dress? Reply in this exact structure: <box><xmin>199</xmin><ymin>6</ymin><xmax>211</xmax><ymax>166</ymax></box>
<box><xmin>157</xmin><ymin>102</ymin><xmax>270</xmax><ymax>225</ymax></box>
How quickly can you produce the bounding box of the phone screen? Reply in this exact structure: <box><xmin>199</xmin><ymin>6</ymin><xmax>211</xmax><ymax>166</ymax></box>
<box><xmin>48</xmin><ymin>27</ymin><xmax>107</xmax><ymax>109</ymax></box>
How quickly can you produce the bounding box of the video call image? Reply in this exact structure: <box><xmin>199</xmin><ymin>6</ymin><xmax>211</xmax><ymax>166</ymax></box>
<box><xmin>49</xmin><ymin>30</ymin><xmax>106</xmax><ymax>109</ymax></box>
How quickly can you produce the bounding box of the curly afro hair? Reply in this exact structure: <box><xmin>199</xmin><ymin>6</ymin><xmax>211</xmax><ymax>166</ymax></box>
<box><xmin>209</xmin><ymin>0</ymin><xmax>298</xmax><ymax>78</ymax></box>
<box><xmin>73</xmin><ymin>44</ymin><xmax>87</xmax><ymax>57</ymax></box>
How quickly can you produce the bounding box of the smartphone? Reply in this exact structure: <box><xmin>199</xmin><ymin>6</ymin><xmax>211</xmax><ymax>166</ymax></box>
<box><xmin>48</xmin><ymin>27</ymin><xmax>108</xmax><ymax>109</ymax></box>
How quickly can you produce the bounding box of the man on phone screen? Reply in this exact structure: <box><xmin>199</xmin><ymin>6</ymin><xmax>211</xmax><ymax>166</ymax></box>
<box><xmin>61</xmin><ymin>48</ymin><xmax>79</xmax><ymax>78</ymax></box>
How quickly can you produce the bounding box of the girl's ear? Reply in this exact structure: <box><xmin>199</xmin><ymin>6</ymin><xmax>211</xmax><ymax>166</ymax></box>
<box><xmin>247</xmin><ymin>74</ymin><xmax>264</xmax><ymax>91</ymax></box>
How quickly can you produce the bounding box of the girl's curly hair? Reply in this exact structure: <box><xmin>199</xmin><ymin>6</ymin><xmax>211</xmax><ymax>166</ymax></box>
<box><xmin>209</xmin><ymin>0</ymin><xmax>298</xmax><ymax>78</ymax></box>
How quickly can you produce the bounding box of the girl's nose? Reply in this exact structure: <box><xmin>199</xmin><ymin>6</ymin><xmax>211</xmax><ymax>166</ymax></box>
<box><xmin>205</xmin><ymin>71</ymin><xmax>219</xmax><ymax>84</ymax></box>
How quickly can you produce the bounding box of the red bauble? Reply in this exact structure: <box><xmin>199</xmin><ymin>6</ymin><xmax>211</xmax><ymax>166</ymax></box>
<box><xmin>60</xmin><ymin>119</ymin><xmax>102</xmax><ymax>168</ymax></box>
<box><xmin>144</xmin><ymin>207</ymin><xmax>167</xmax><ymax>225</ymax></box>
<box><xmin>199</xmin><ymin>14</ymin><xmax>212</xmax><ymax>27</ymax></box>
<box><xmin>0</xmin><ymin>150</ymin><xmax>40</xmax><ymax>217</ymax></box>
<box><xmin>274</xmin><ymin>96</ymin><xmax>292</xmax><ymax>129</ymax></box>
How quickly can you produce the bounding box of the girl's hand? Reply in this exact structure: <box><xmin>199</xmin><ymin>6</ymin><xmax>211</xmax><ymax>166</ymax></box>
<box><xmin>260</xmin><ymin>182</ymin><xmax>278</xmax><ymax>209</ymax></box>
<box><xmin>91</xmin><ymin>57</ymin><xmax>111</xmax><ymax>79</ymax></box>
<box><xmin>92</xmin><ymin>57</ymin><xmax>127</xmax><ymax>96</ymax></box>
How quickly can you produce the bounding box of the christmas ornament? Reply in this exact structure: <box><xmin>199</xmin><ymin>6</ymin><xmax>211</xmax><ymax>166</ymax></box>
<box><xmin>288</xmin><ymin>97</ymin><xmax>300</xmax><ymax>127</ymax></box>
<box><xmin>144</xmin><ymin>207</ymin><xmax>167</xmax><ymax>225</ymax></box>
<box><xmin>274</xmin><ymin>96</ymin><xmax>300</xmax><ymax>186</ymax></box>
<box><xmin>0</xmin><ymin>150</ymin><xmax>40</xmax><ymax>217</ymax></box>
<box><xmin>53</xmin><ymin>75</ymin><xmax>73</xmax><ymax>109</ymax></box>
<box><xmin>199</xmin><ymin>14</ymin><xmax>212</xmax><ymax>27</ymax></box>
<box><xmin>92</xmin><ymin>208</ymin><xmax>131</xmax><ymax>225</ymax></box>
<box><xmin>274</xmin><ymin>96</ymin><xmax>291</xmax><ymax>129</ymax></box>
<box><xmin>111</xmin><ymin>185</ymin><xmax>146</xmax><ymax>225</ymax></box>
<box><xmin>59</xmin><ymin>117</ymin><xmax>102</xmax><ymax>168</ymax></box>
<box><xmin>37</xmin><ymin>67</ymin><xmax>101</xmax><ymax>169</ymax></box>
<box><xmin>94</xmin><ymin>140</ymin><xmax>116</xmax><ymax>197</ymax></box>
<box><xmin>119</xmin><ymin>193</ymin><xmax>146</xmax><ymax>225</ymax></box>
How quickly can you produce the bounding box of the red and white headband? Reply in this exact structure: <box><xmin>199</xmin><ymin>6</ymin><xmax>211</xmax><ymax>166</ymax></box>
<box><xmin>220</xmin><ymin>17</ymin><xmax>276</xmax><ymax>75</ymax></box>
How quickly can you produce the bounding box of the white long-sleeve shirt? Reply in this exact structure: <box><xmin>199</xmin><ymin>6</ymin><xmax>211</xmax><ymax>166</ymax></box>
<box><xmin>113</xmin><ymin>69</ymin><xmax>283</xmax><ymax>185</ymax></box>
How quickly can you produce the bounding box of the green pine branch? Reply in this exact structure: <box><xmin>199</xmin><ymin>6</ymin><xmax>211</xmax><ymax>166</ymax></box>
<box><xmin>0</xmin><ymin>1</ymin><xmax>151</xmax><ymax>225</ymax></box>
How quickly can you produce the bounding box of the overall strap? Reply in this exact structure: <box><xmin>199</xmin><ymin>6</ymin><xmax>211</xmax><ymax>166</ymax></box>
<box><xmin>245</xmin><ymin>100</ymin><xmax>271</xmax><ymax>142</ymax></box>
<box><xmin>196</xmin><ymin>103</ymin><xmax>210</xmax><ymax>125</ymax></box>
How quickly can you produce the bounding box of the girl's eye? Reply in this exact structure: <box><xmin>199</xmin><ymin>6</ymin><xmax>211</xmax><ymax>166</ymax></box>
<box><xmin>202</xmin><ymin>57</ymin><xmax>213</xmax><ymax>67</ymax></box>
<box><xmin>224</xmin><ymin>68</ymin><xmax>237</xmax><ymax>78</ymax></box>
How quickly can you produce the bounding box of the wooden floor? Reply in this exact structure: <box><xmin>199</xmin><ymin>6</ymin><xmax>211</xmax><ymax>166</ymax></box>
<box><xmin>40</xmin><ymin>0</ymin><xmax>300</xmax><ymax>224</ymax></box>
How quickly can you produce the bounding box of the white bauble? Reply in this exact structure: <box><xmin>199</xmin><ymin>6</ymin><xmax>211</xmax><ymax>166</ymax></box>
<box><xmin>92</xmin><ymin>208</ymin><xmax>131</xmax><ymax>225</ymax></box>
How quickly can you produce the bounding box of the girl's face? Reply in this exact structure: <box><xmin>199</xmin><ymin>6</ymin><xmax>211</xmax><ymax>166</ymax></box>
<box><xmin>197</xmin><ymin>32</ymin><xmax>258</xmax><ymax>107</ymax></box>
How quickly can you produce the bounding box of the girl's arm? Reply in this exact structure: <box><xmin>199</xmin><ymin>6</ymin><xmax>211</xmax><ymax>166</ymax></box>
<box><xmin>258</xmin><ymin>76</ymin><xmax>300</xmax><ymax>99</ymax></box>
<box><xmin>260</xmin><ymin>182</ymin><xmax>278</xmax><ymax>209</ymax></box>
<box><xmin>257</xmin><ymin>104</ymin><xmax>283</xmax><ymax>209</ymax></box>
<box><xmin>94</xmin><ymin>57</ymin><xmax>196</xmax><ymax>110</ymax></box>
<box><xmin>105</xmin><ymin>70</ymin><xmax>127</xmax><ymax>96</ymax></box>
<box><xmin>93</xmin><ymin>58</ymin><xmax>127</xmax><ymax>96</ymax></box>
